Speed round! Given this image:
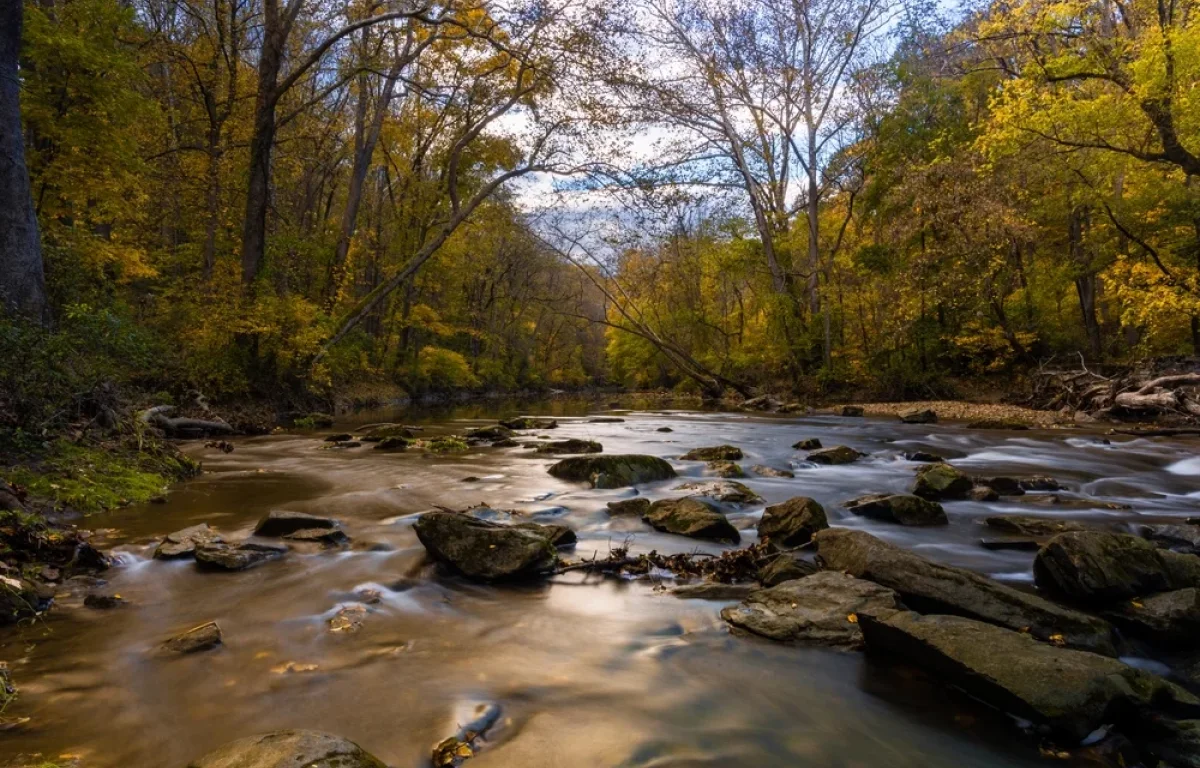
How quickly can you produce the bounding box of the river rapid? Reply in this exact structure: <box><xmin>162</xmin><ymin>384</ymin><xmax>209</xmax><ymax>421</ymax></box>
<box><xmin>3</xmin><ymin>399</ymin><xmax>1199</xmax><ymax>767</ymax></box>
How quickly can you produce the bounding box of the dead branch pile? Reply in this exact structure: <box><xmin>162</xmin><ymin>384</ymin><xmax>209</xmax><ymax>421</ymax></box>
<box><xmin>1022</xmin><ymin>357</ymin><xmax>1200</xmax><ymax>422</ymax></box>
<box><xmin>555</xmin><ymin>541</ymin><xmax>774</xmax><ymax>583</ymax></box>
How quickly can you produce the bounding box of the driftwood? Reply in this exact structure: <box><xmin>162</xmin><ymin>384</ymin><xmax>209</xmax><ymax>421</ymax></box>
<box><xmin>140</xmin><ymin>405</ymin><xmax>234</xmax><ymax>437</ymax></box>
<box><xmin>1023</xmin><ymin>359</ymin><xmax>1200</xmax><ymax>422</ymax></box>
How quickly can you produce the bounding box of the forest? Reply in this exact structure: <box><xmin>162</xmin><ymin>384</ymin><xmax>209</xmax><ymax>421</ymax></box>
<box><xmin>1</xmin><ymin>0</ymin><xmax>1199</xmax><ymax>440</ymax></box>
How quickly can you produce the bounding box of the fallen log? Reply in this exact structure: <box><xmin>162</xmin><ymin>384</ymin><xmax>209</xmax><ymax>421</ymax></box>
<box><xmin>140</xmin><ymin>405</ymin><xmax>234</xmax><ymax>437</ymax></box>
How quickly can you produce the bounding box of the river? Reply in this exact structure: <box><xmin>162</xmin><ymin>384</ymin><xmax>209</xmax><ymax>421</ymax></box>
<box><xmin>3</xmin><ymin>399</ymin><xmax>1197</xmax><ymax>767</ymax></box>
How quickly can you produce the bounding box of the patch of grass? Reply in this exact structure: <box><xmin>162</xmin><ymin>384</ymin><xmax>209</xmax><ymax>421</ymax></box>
<box><xmin>418</xmin><ymin>436</ymin><xmax>469</xmax><ymax>454</ymax></box>
<box><xmin>1</xmin><ymin>439</ymin><xmax>198</xmax><ymax>514</ymax></box>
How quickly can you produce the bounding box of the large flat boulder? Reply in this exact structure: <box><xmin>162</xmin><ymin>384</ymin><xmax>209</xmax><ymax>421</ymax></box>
<box><xmin>1104</xmin><ymin>588</ymin><xmax>1200</xmax><ymax>648</ymax></box>
<box><xmin>413</xmin><ymin>511</ymin><xmax>558</xmax><ymax>580</ymax></box>
<box><xmin>845</xmin><ymin>494</ymin><xmax>947</xmax><ymax>526</ymax></box>
<box><xmin>722</xmin><ymin>571</ymin><xmax>901</xmax><ymax>649</ymax></box>
<box><xmin>534</xmin><ymin>439</ymin><xmax>602</xmax><ymax>454</ymax></box>
<box><xmin>1034</xmin><ymin>531</ymin><xmax>1200</xmax><ymax>607</ymax></box>
<box><xmin>757</xmin><ymin>496</ymin><xmax>828</xmax><ymax>547</ymax></box>
<box><xmin>983</xmin><ymin>515</ymin><xmax>1088</xmax><ymax>537</ymax></box>
<box><xmin>188</xmin><ymin>730</ymin><xmax>386</xmax><ymax>768</ymax></box>
<box><xmin>642</xmin><ymin>497</ymin><xmax>740</xmax><ymax>543</ymax></box>
<box><xmin>815</xmin><ymin>528</ymin><xmax>1117</xmax><ymax>655</ymax></box>
<box><xmin>195</xmin><ymin>542</ymin><xmax>287</xmax><ymax>571</ymax></box>
<box><xmin>673</xmin><ymin>480</ymin><xmax>762</xmax><ymax>504</ymax></box>
<box><xmin>547</xmin><ymin>455</ymin><xmax>676</xmax><ymax>488</ymax></box>
<box><xmin>155</xmin><ymin>523</ymin><xmax>222</xmax><ymax>558</ymax></box>
<box><xmin>858</xmin><ymin>610</ymin><xmax>1200</xmax><ymax>742</ymax></box>
<box><xmin>806</xmin><ymin>446</ymin><xmax>863</xmax><ymax>465</ymax></box>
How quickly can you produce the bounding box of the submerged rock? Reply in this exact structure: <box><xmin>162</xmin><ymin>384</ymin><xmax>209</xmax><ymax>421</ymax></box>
<box><xmin>705</xmin><ymin>460</ymin><xmax>744</xmax><ymax>478</ymax></box>
<box><xmin>792</xmin><ymin>438</ymin><xmax>822</xmax><ymax>450</ymax></box>
<box><xmin>984</xmin><ymin>515</ymin><xmax>1089</xmax><ymax>537</ymax></box>
<box><xmin>413</xmin><ymin>511</ymin><xmax>557</xmax><ymax>580</ymax></box>
<box><xmin>466</xmin><ymin>425</ymin><xmax>514</xmax><ymax>441</ymax></box>
<box><xmin>164</xmin><ymin>621</ymin><xmax>222</xmax><ymax>654</ymax></box>
<box><xmin>974</xmin><ymin>476</ymin><xmax>1026</xmax><ymax>496</ymax></box>
<box><xmin>758</xmin><ymin>554</ymin><xmax>820</xmax><ymax>587</ymax></box>
<box><xmin>672</xmin><ymin>582</ymin><xmax>758</xmax><ymax>600</ymax></box>
<box><xmin>758</xmin><ymin>496</ymin><xmax>828</xmax><ymax>547</ymax></box>
<box><xmin>547</xmin><ymin>455</ymin><xmax>676</xmax><ymax>488</ymax></box>
<box><xmin>283</xmin><ymin>528</ymin><xmax>350</xmax><ymax>546</ymax></box>
<box><xmin>902</xmin><ymin>451</ymin><xmax>944</xmax><ymax>463</ymax></box>
<box><xmin>911</xmin><ymin>463</ymin><xmax>973</xmax><ymax>500</ymax></box>
<box><xmin>899</xmin><ymin>409</ymin><xmax>937</xmax><ymax>424</ymax></box>
<box><xmin>841</xmin><ymin>406</ymin><xmax>864</xmax><ymax>417</ymax></box>
<box><xmin>656</xmin><ymin>426</ymin><xmax>674</xmax><ymax>433</ymax></box>
<box><xmin>373</xmin><ymin>436</ymin><xmax>409</xmax><ymax>451</ymax></box>
<box><xmin>606</xmin><ymin>498</ymin><xmax>651</xmax><ymax>516</ymax></box>
<box><xmin>750</xmin><ymin>465</ymin><xmax>795</xmax><ymax>478</ymax></box>
<box><xmin>968</xmin><ymin>486</ymin><xmax>999</xmax><ymax>502</ymax></box>
<box><xmin>1034</xmin><ymin>531</ymin><xmax>1200</xmax><ymax>606</ymax></box>
<box><xmin>587</xmin><ymin>416</ymin><xmax>625</xmax><ymax>423</ymax></box>
<box><xmin>499</xmin><ymin>417</ymin><xmax>558</xmax><ymax>430</ymax></box>
<box><xmin>534</xmin><ymin>438</ymin><xmax>602</xmax><ymax>455</ymax></box>
<box><xmin>722</xmin><ymin>572</ymin><xmax>900</xmax><ymax>649</ymax></box>
<box><xmin>844</xmin><ymin>494</ymin><xmax>947</xmax><ymax>526</ymax></box>
<box><xmin>83</xmin><ymin>593</ymin><xmax>127</xmax><ymax>609</ymax></box>
<box><xmin>254</xmin><ymin>510</ymin><xmax>339</xmax><ymax>537</ymax></box>
<box><xmin>187</xmin><ymin>730</ymin><xmax>387</xmax><ymax>768</ymax></box>
<box><xmin>359</xmin><ymin>424</ymin><xmax>413</xmax><ymax>442</ymax></box>
<box><xmin>642</xmin><ymin>497</ymin><xmax>740</xmax><ymax>543</ymax></box>
<box><xmin>155</xmin><ymin>523</ymin><xmax>222</xmax><ymax>559</ymax></box>
<box><xmin>195</xmin><ymin>542</ymin><xmax>287</xmax><ymax>571</ymax></box>
<box><xmin>513</xmin><ymin>522</ymin><xmax>577</xmax><ymax>548</ymax></box>
<box><xmin>1139</xmin><ymin>523</ymin><xmax>1200</xmax><ymax>555</ymax></box>
<box><xmin>806</xmin><ymin>446</ymin><xmax>863</xmax><ymax>465</ymax></box>
<box><xmin>323</xmin><ymin>433</ymin><xmax>353</xmax><ymax>443</ymax></box>
<box><xmin>673</xmin><ymin>480</ymin><xmax>762</xmax><ymax>504</ymax></box>
<box><xmin>815</xmin><ymin>528</ymin><xmax>1117</xmax><ymax>655</ymax></box>
<box><xmin>857</xmin><ymin>610</ymin><xmax>1199</xmax><ymax>742</ymax></box>
<box><xmin>681</xmin><ymin>445</ymin><xmax>743</xmax><ymax>461</ymax></box>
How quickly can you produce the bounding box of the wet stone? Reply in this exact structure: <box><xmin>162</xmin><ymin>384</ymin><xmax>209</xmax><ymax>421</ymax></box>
<box><xmin>534</xmin><ymin>439</ymin><xmax>602</xmax><ymax>454</ymax></box>
<box><xmin>673</xmin><ymin>480</ymin><xmax>762</xmax><ymax>504</ymax></box>
<box><xmin>792</xmin><ymin>438</ymin><xmax>821</xmax><ymax>450</ymax></box>
<box><xmin>681</xmin><ymin>445</ymin><xmax>743</xmax><ymax>461</ymax></box>
<box><xmin>187</xmin><ymin>730</ymin><xmax>387</xmax><ymax>768</ymax></box>
<box><xmin>164</xmin><ymin>621</ymin><xmax>222</xmax><ymax>654</ymax></box>
<box><xmin>283</xmin><ymin>528</ymin><xmax>350</xmax><ymax>546</ymax></box>
<box><xmin>705</xmin><ymin>460</ymin><xmax>744</xmax><ymax>478</ymax></box>
<box><xmin>155</xmin><ymin>523</ymin><xmax>223</xmax><ymax>559</ymax></box>
<box><xmin>844</xmin><ymin>494</ymin><xmax>947</xmax><ymax>526</ymax></box>
<box><xmin>195</xmin><ymin>542</ymin><xmax>287</xmax><ymax>571</ymax></box>
<box><xmin>254</xmin><ymin>510</ymin><xmax>339</xmax><ymax>537</ymax></box>
<box><xmin>643</xmin><ymin>497</ymin><xmax>740</xmax><ymax>543</ymax></box>
<box><xmin>606</xmin><ymin>498</ymin><xmax>651</xmax><ymax>516</ymax></box>
<box><xmin>758</xmin><ymin>496</ymin><xmax>828</xmax><ymax>547</ymax></box>
<box><xmin>750</xmin><ymin>465</ymin><xmax>794</xmax><ymax>478</ymax></box>
<box><xmin>806</xmin><ymin>446</ymin><xmax>863</xmax><ymax>465</ymax></box>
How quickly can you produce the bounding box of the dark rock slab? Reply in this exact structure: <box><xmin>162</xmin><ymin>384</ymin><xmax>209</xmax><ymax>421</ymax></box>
<box><xmin>841</xmin><ymin>406</ymin><xmax>864</xmax><ymax>417</ymax></box>
<box><xmin>606</xmin><ymin>498</ymin><xmax>651</xmax><ymax>516</ymax></box>
<box><xmin>900</xmin><ymin>409</ymin><xmax>937</xmax><ymax>424</ymax></box>
<box><xmin>815</xmin><ymin>528</ymin><xmax>1117</xmax><ymax>655</ymax></box>
<box><xmin>254</xmin><ymin>510</ymin><xmax>338</xmax><ymax>537</ymax></box>
<box><xmin>548</xmin><ymin>455</ymin><xmax>676</xmax><ymax>488</ymax></box>
<box><xmin>534</xmin><ymin>439</ymin><xmax>602</xmax><ymax>454</ymax></box>
<box><xmin>750</xmin><ymin>465</ymin><xmax>795</xmax><ymax>478</ymax></box>
<box><xmin>413</xmin><ymin>511</ymin><xmax>557</xmax><ymax>580</ymax></box>
<box><xmin>792</xmin><ymin>438</ymin><xmax>822</xmax><ymax>450</ymax></box>
<box><xmin>195</xmin><ymin>542</ymin><xmax>287</xmax><ymax>571</ymax></box>
<box><xmin>643</xmin><ymin>497</ymin><xmax>740</xmax><ymax>543</ymax></box>
<box><xmin>499</xmin><ymin>417</ymin><xmax>558</xmax><ymax>430</ymax></box>
<box><xmin>722</xmin><ymin>571</ymin><xmax>900</xmax><ymax>648</ymax></box>
<box><xmin>1104</xmin><ymin>589</ymin><xmax>1200</xmax><ymax>648</ymax></box>
<box><xmin>903</xmin><ymin>451</ymin><xmax>944</xmax><ymax>463</ymax></box>
<box><xmin>984</xmin><ymin>515</ymin><xmax>1088</xmax><ymax>537</ymax></box>
<box><xmin>187</xmin><ymin>730</ymin><xmax>386</xmax><ymax>768</ymax></box>
<box><xmin>758</xmin><ymin>496</ymin><xmax>828</xmax><ymax>547</ymax></box>
<box><xmin>857</xmin><ymin>610</ymin><xmax>1199</xmax><ymax>742</ymax></box>
<box><xmin>283</xmin><ymin>528</ymin><xmax>350</xmax><ymax>546</ymax></box>
<box><xmin>466</xmin><ymin>425</ymin><xmax>515</xmax><ymax>441</ymax></box>
<box><xmin>806</xmin><ymin>446</ymin><xmax>863</xmax><ymax>465</ymax></box>
<box><xmin>672</xmin><ymin>582</ymin><xmax>758</xmax><ymax>601</ymax></box>
<box><xmin>1139</xmin><ymin>523</ymin><xmax>1200</xmax><ymax>555</ymax></box>
<box><xmin>758</xmin><ymin>554</ymin><xmax>820</xmax><ymax>587</ymax></box>
<box><xmin>845</xmin><ymin>494</ymin><xmax>947</xmax><ymax>526</ymax></box>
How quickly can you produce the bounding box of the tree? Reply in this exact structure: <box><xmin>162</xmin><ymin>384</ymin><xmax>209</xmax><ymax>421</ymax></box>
<box><xmin>0</xmin><ymin>0</ymin><xmax>49</xmax><ymax>324</ymax></box>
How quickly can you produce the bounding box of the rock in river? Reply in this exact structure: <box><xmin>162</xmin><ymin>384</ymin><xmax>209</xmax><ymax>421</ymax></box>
<box><xmin>155</xmin><ymin>523</ymin><xmax>223</xmax><ymax>559</ymax></box>
<box><xmin>1139</xmin><ymin>523</ymin><xmax>1200</xmax><ymax>555</ymax></box>
<box><xmin>188</xmin><ymin>730</ymin><xmax>387</xmax><ymax>768</ymax></box>
<box><xmin>1034</xmin><ymin>531</ymin><xmax>1200</xmax><ymax>607</ymax></box>
<box><xmin>899</xmin><ymin>408</ymin><xmax>937</xmax><ymax>424</ymax></box>
<box><xmin>758</xmin><ymin>554</ymin><xmax>820</xmax><ymax>587</ymax></box>
<box><xmin>1104</xmin><ymin>588</ymin><xmax>1200</xmax><ymax>648</ymax></box>
<box><xmin>681</xmin><ymin>445</ymin><xmax>743</xmax><ymax>461</ymax></box>
<box><xmin>164</xmin><ymin>621</ymin><xmax>222</xmax><ymax>654</ymax></box>
<box><xmin>548</xmin><ymin>454</ymin><xmax>676</xmax><ymax>488</ymax></box>
<box><xmin>792</xmin><ymin>438</ymin><xmax>821</xmax><ymax>450</ymax></box>
<box><xmin>673</xmin><ymin>480</ymin><xmax>762</xmax><ymax>504</ymax></box>
<box><xmin>911</xmin><ymin>463</ymin><xmax>973</xmax><ymax>500</ymax></box>
<box><xmin>283</xmin><ymin>528</ymin><xmax>350</xmax><ymax>546</ymax></box>
<box><xmin>643</xmin><ymin>497</ymin><xmax>740</xmax><ymax>543</ymax></box>
<box><xmin>984</xmin><ymin>515</ymin><xmax>1088</xmax><ymax>537</ymax></box>
<box><xmin>534</xmin><ymin>438</ymin><xmax>602</xmax><ymax>454</ymax></box>
<box><xmin>606</xmin><ymin>498</ymin><xmax>651</xmax><ymax>516</ymax></box>
<box><xmin>815</xmin><ymin>528</ymin><xmax>1117</xmax><ymax>655</ymax></box>
<box><xmin>722</xmin><ymin>571</ymin><xmax>901</xmax><ymax>649</ymax></box>
<box><xmin>758</xmin><ymin>496</ymin><xmax>828</xmax><ymax>547</ymax></box>
<box><xmin>499</xmin><ymin>417</ymin><xmax>558</xmax><ymax>430</ymax></box>
<box><xmin>857</xmin><ymin>610</ymin><xmax>1200</xmax><ymax>742</ymax></box>
<box><xmin>806</xmin><ymin>446</ymin><xmax>863</xmax><ymax>465</ymax></box>
<box><xmin>844</xmin><ymin>494</ymin><xmax>947</xmax><ymax>526</ymax></box>
<box><xmin>841</xmin><ymin>405</ymin><xmax>864</xmax><ymax>417</ymax></box>
<box><xmin>254</xmin><ymin>510</ymin><xmax>339</xmax><ymax>537</ymax></box>
<box><xmin>359</xmin><ymin>424</ymin><xmax>413</xmax><ymax>442</ymax></box>
<box><xmin>413</xmin><ymin>511</ymin><xmax>558</xmax><ymax>580</ymax></box>
<box><xmin>705</xmin><ymin>460</ymin><xmax>744</xmax><ymax>478</ymax></box>
<box><xmin>750</xmin><ymin>465</ymin><xmax>795</xmax><ymax>478</ymax></box>
<box><xmin>195</xmin><ymin>542</ymin><xmax>287</xmax><ymax>571</ymax></box>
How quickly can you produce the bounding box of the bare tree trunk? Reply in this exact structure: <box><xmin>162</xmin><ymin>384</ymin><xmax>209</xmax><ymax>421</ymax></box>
<box><xmin>1069</xmin><ymin>205</ymin><xmax>1102</xmax><ymax>359</ymax></box>
<box><xmin>239</xmin><ymin>3</ymin><xmax>286</xmax><ymax>285</ymax></box>
<box><xmin>202</xmin><ymin>127</ymin><xmax>222</xmax><ymax>280</ymax></box>
<box><xmin>0</xmin><ymin>0</ymin><xmax>49</xmax><ymax>325</ymax></box>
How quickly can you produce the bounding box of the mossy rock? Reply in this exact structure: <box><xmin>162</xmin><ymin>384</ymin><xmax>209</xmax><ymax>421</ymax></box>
<box><xmin>360</xmin><ymin>425</ymin><xmax>414</xmax><ymax>442</ymax></box>
<box><xmin>792</xmin><ymin>438</ymin><xmax>821</xmax><ymax>450</ymax></box>
<box><xmin>500</xmin><ymin>417</ymin><xmax>558</xmax><ymax>430</ymax></box>
<box><xmin>188</xmin><ymin>730</ymin><xmax>386</xmax><ymax>768</ymax></box>
<box><xmin>758</xmin><ymin>496</ymin><xmax>828</xmax><ymax>547</ymax></box>
<box><xmin>912</xmin><ymin>463</ymin><xmax>973</xmax><ymax>499</ymax></box>
<box><xmin>642</xmin><ymin>497</ymin><xmax>740</xmax><ymax>543</ymax></box>
<box><xmin>845</xmin><ymin>494</ymin><xmax>948</xmax><ymax>526</ymax></box>
<box><xmin>706</xmin><ymin>460</ymin><xmax>744</xmax><ymax>478</ymax></box>
<box><xmin>548</xmin><ymin>454</ymin><xmax>676</xmax><ymax>488</ymax></box>
<box><xmin>806</xmin><ymin>446</ymin><xmax>863</xmax><ymax>465</ymax></box>
<box><xmin>681</xmin><ymin>445</ymin><xmax>743</xmax><ymax>461</ymax></box>
<box><xmin>466</xmin><ymin>425</ymin><xmax>515</xmax><ymax>441</ymax></box>
<box><xmin>535</xmin><ymin>439</ymin><xmax>602</xmax><ymax>455</ymax></box>
<box><xmin>373</xmin><ymin>436</ymin><xmax>409</xmax><ymax>451</ymax></box>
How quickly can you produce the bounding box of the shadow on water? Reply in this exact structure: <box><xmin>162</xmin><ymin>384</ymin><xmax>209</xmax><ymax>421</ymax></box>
<box><xmin>2</xmin><ymin>402</ymin><xmax>1196</xmax><ymax>766</ymax></box>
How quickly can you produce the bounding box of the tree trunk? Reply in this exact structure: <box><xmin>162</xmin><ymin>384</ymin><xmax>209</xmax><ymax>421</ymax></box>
<box><xmin>239</xmin><ymin>1</ymin><xmax>286</xmax><ymax>285</ymax></box>
<box><xmin>1069</xmin><ymin>206</ymin><xmax>1102</xmax><ymax>359</ymax></box>
<box><xmin>0</xmin><ymin>0</ymin><xmax>49</xmax><ymax>324</ymax></box>
<box><xmin>202</xmin><ymin>127</ymin><xmax>222</xmax><ymax>280</ymax></box>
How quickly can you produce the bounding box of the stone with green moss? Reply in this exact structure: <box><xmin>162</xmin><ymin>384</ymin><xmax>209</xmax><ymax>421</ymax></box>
<box><xmin>642</xmin><ymin>497</ymin><xmax>740</xmax><ymax>543</ymax></box>
<box><xmin>912</xmin><ymin>463</ymin><xmax>973</xmax><ymax>499</ymax></box>
<box><xmin>681</xmin><ymin>445</ymin><xmax>743</xmax><ymax>461</ymax></box>
<box><xmin>547</xmin><ymin>454</ymin><xmax>675</xmax><ymax>488</ymax></box>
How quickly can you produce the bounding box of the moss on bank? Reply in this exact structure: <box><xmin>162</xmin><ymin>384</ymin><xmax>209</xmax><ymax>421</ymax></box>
<box><xmin>1</xmin><ymin>437</ymin><xmax>199</xmax><ymax>514</ymax></box>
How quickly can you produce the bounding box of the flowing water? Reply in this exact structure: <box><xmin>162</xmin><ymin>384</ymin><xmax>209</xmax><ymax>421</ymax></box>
<box><xmin>3</xmin><ymin>400</ymin><xmax>1199</xmax><ymax>767</ymax></box>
